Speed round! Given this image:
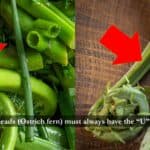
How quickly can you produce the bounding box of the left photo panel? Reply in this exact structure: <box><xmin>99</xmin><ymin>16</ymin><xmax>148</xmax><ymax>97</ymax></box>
<box><xmin>0</xmin><ymin>0</ymin><xmax>75</xmax><ymax>149</ymax></box>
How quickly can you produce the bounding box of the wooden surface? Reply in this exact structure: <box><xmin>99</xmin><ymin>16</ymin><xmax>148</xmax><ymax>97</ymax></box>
<box><xmin>76</xmin><ymin>0</ymin><xmax>150</xmax><ymax>149</ymax></box>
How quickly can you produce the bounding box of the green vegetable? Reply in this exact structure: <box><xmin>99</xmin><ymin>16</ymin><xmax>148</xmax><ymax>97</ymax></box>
<box><xmin>0</xmin><ymin>69</ymin><xmax>57</xmax><ymax>116</ymax></box>
<box><xmin>140</xmin><ymin>86</ymin><xmax>150</xmax><ymax>150</ymax></box>
<box><xmin>26</xmin><ymin>30</ymin><xmax>48</xmax><ymax>52</ymax></box>
<box><xmin>50</xmin><ymin>0</ymin><xmax>75</xmax><ymax>20</ymax></box>
<box><xmin>1</xmin><ymin>0</ymin><xmax>69</xmax><ymax>65</ymax></box>
<box><xmin>87</xmin><ymin>84</ymin><xmax>149</xmax><ymax>143</ymax></box>
<box><xmin>44</xmin><ymin>39</ymin><xmax>68</xmax><ymax>66</ymax></box>
<box><xmin>0</xmin><ymin>1</ymin><xmax>60</xmax><ymax>39</ymax></box>
<box><xmin>68</xmin><ymin>48</ymin><xmax>75</xmax><ymax>65</ymax></box>
<box><xmin>26</xmin><ymin>51</ymin><xmax>44</xmax><ymax>71</ymax></box>
<box><xmin>40</xmin><ymin>0</ymin><xmax>75</xmax><ymax>25</ymax></box>
<box><xmin>37</xmin><ymin>126</ymin><xmax>49</xmax><ymax>140</ymax></box>
<box><xmin>0</xmin><ymin>0</ymin><xmax>75</xmax><ymax>148</ymax></box>
<box><xmin>58</xmin><ymin>91</ymin><xmax>75</xmax><ymax>150</ymax></box>
<box><xmin>0</xmin><ymin>47</ymin><xmax>44</xmax><ymax>71</ymax></box>
<box><xmin>15</xmin><ymin>132</ymin><xmax>65</xmax><ymax>150</ymax></box>
<box><xmin>27</xmin><ymin>30</ymin><xmax>68</xmax><ymax>65</ymax></box>
<box><xmin>46</xmin><ymin>74</ymin><xmax>60</xmax><ymax>85</ymax></box>
<box><xmin>0</xmin><ymin>0</ymin><xmax>34</xmax><ymax>34</ymax></box>
<box><xmin>113</xmin><ymin>42</ymin><xmax>150</xmax><ymax>89</ymax></box>
<box><xmin>16</xmin><ymin>0</ymin><xmax>75</xmax><ymax>49</ymax></box>
<box><xmin>33</xmin><ymin>19</ymin><xmax>61</xmax><ymax>38</ymax></box>
<box><xmin>36</xmin><ymin>126</ymin><xmax>69</xmax><ymax>148</ymax></box>
<box><xmin>54</xmin><ymin>64</ymin><xmax>75</xmax><ymax>89</ymax></box>
<box><xmin>11</xmin><ymin>0</ymin><xmax>34</xmax><ymax>141</ymax></box>
<box><xmin>86</xmin><ymin>43</ymin><xmax>150</xmax><ymax>143</ymax></box>
<box><xmin>64</xmin><ymin>0</ymin><xmax>75</xmax><ymax>9</ymax></box>
<box><xmin>46</xmin><ymin>126</ymin><xmax>69</xmax><ymax>148</ymax></box>
<box><xmin>0</xmin><ymin>93</ymin><xmax>17</xmax><ymax>150</ymax></box>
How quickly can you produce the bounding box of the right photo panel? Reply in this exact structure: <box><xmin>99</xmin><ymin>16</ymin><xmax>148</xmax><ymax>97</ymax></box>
<box><xmin>76</xmin><ymin>0</ymin><xmax>150</xmax><ymax>149</ymax></box>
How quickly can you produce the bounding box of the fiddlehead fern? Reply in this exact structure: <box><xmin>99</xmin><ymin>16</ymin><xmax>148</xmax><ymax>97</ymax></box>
<box><xmin>86</xmin><ymin>43</ymin><xmax>150</xmax><ymax>143</ymax></box>
<box><xmin>86</xmin><ymin>84</ymin><xmax>149</xmax><ymax>143</ymax></box>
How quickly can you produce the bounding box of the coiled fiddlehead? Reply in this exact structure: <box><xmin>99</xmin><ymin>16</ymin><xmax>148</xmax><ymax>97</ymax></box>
<box><xmin>86</xmin><ymin>84</ymin><xmax>149</xmax><ymax>143</ymax></box>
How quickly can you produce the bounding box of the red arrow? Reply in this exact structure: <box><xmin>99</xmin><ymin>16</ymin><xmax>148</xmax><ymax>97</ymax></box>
<box><xmin>0</xmin><ymin>43</ymin><xmax>7</xmax><ymax>51</ymax></box>
<box><xmin>100</xmin><ymin>25</ymin><xmax>142</xmax><ymax>64</ymax></box>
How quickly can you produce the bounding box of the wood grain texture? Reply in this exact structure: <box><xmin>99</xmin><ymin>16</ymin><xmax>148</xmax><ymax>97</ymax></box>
<box><xmin>76</xmin><ymin>0</ymin><xmax>150</xmax><ymax>149</ymax></box>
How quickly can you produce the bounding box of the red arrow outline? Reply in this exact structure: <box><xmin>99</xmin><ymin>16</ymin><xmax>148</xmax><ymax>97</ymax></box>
<box><xmin>100</xmin><ymin>25</ymin><xmax>142</xmax><ymax>65</ymax></box>
<box><xmin>0</xmin><ymin>43</ymin><xmax>7</xmax><ymax>51</ymax></box>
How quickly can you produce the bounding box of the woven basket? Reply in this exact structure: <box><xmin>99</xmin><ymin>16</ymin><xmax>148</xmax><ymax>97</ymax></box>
<box><xmin>76</xmin><ymin>0</ymin><xmax>150</xmax><ymax>149</ymax></box>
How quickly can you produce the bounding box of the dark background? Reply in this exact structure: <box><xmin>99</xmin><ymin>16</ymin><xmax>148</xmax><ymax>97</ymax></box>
<box><xmin>76</xmin><ymin>0</ymin><xmax>150</xmax><ymax>149</ymax></box>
